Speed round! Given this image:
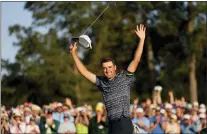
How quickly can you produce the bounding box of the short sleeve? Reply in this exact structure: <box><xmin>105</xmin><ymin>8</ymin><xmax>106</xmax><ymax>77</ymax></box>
<box><xmin>126</xmin><ymin>70</ymin><xmax>134</xmax><ymax>76</ymax></box>
<box><xmin>122</xmin><ymin>70</ymin><xmax>135</xmax><ymax>86</ymax></box>
<box><xmin>96</xmin><ymin>76</ymin><xmax>103</xmax><ymax>87</ymax></box>
<box><xmin>96</xmin><ymin>76</ymin><xmax>106</xmax><ymax>91</ymax></box>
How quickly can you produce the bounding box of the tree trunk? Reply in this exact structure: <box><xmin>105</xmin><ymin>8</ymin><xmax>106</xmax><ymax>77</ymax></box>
<box><xmin>189</xmin><ymin>54</ymin><xmax>198</xmax><ymax>103</ymax></box>
<box><xmin>187</xmin><ymin>2</ymin><xmax>198</xmax><ymax>103</ymax></box>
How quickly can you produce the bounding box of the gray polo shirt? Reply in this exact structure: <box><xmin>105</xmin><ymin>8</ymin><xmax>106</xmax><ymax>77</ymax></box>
<box><xmin>96</xmin><ymin>70</ymin><xmax>135</xmax><ymax>121</ymax></box>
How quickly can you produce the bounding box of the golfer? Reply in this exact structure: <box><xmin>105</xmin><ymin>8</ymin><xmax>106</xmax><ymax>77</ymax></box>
<box><xmin>69</xmin><ymin>24</ymin><xmax>146</xmax><ymax>134</ymax></box>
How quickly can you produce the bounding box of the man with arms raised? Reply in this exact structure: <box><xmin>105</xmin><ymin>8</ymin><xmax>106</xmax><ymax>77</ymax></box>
<box><xmin>69</xmin><ymin>24</ymin><xmax>146</xmax><ymax>134</ymax></box>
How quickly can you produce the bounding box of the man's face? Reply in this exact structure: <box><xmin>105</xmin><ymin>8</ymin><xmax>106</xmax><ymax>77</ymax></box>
<box><xmin>137</xmin><ymin>112</ymin><xmax>143</xmax><ymax>118</ymax></box>
<box><xmin>184</xmin><ymin>119</ymin><xmax>190</xmax><ymax>125</ymax></box>
<box><xmin>155</xmin><ymin>110</ymin><xmax>161</xmax><ymax>116</ymax></box>
<box><xmin>57</xmin><ymin>106</ymin><xmax>62</xmax><ymax>113</ymax></box>
<box><xmin>102</xmin><ymin>61</ymin><xmax>116</xmax><ymax>80</ymax></box>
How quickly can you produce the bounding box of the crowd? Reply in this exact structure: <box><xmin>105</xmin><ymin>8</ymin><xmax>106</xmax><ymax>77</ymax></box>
<box><xmin>1</xmin><ymin>86</ymin><xmax>206</xmax><ymax>134</ymax></box>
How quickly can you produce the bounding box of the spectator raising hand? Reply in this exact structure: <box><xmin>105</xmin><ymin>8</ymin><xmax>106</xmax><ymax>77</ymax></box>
<box><xmin>65</xmin><ymin>98</ymin><xmax>73</xmax><ymax>109</ymax></box>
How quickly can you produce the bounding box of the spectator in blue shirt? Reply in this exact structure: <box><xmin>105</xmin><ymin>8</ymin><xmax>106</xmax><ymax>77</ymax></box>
<box><xmin>180</xmin><ymin>114</ymin><xmax>197</xmax><ymax>134</ymax></box>
<box><xmin>132</xmin><ymin>107</ymin><xmax>150</xmax><ymax>133</ymax></box>
<box><xmin>52</xmin><ymin>103</ymin><xmax>64</xmax><ymax>124</ymax></box>
<box><xmin>150</xmin><ymin>107</ymin><xmax>167</xmax><ymax>134</ymax></box>
<box><xmin>52</xmin><ymin>103</ymin><xmax>74</xmax><ymax>124</ymax></box>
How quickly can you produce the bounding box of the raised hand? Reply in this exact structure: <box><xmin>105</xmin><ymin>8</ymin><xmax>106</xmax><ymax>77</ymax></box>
<box><xmin>69</xmin><ymin>42</ymin><xmax>78</xmax><ymax>54</ymax></box>
<box><xmin>134</xmin><ymin>24</ymin><xmax>146</xmax><ymax>40</ymax></box>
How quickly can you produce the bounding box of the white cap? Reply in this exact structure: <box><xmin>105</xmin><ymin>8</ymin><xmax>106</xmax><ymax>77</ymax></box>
<box><xmin>171</xmin><ymin>114</ymin><xmax>177</xmax><ymax>120</ymax></box>
<box><xmin>199</xmin><ymin>108</ymin><xmax>206</xmax><ymax>113</ymax></box>
<box><xmin>154</xmin><ymin>86</ymin><xmax>162</xmax><ymax>91</ymax></box>
<box><xmin>193</xmin><ymin>101</ymin><xmax>199</xmax><ymax>106</ymax></box>
<box><xmin>183</xmin><ymin>114</ymin><xmax>191</xmax><ymax>120</ymax></box>
<box><xmin>160</xmin><ymin>109</ymin><xmax>166</xmax><ymax>114</ymax></box>
<box><xmin>136</xmin><ymin>108</ymin><xmax>144</xmax><ymax>113</ymax></box>
<box><xmin>200</xmin><ymin>104</ymin><xmax>206</xmax><ymax>109</ymax></box>
<box><xmin>186</xmin><ymin>103</ymin><xmax>192</xmax><ymax>109</ymax></box>
<box><xmin>155</xmin><ymin>107</ymin><xmax>161</xmax><ymax>111</ymax></box>
<box><xmin>199</xmin><ymin>113</ymin><xmax>206</xmax><ymax>119</ymax></box>
<box><xmin>31</xmin><ymin>104</ymin><xmax>41</xmax><ymax>111</ymax></box>
<box><xmin>79</xmin><ymin>35</ymin><xmax>92</xmax><ymax>49</ymax></box>
<box><xmin>24</xmin><ymin>107</ymin><xmax>32</xmax><ymax>113</ymax></box>
<box><xmin>165</xmin><ymin>103</ymin><xmax>173</xmax><ymax>109</ymax></box>
<box><xmin>57</xmin><ymin>103</ymin><xmax>63</xmax><ymax>107</ymax></box>
<box><xmin>14</xmin><ymin>111</ymin><xmax>22</xmax><ymax>117</ymax></box>
<box><xmin>97</xmin><ymin>102</ymin><xmax>104</xmax><ymax>107</ymax></box>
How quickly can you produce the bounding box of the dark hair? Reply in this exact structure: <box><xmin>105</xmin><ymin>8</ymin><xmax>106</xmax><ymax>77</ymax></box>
<box><xmin>101</xmin><ymin>58</ymin><xmax>116</xmax><ymax>66</ymax></box>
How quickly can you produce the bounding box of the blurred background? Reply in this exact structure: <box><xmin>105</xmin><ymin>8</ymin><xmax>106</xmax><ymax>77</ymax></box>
<box><xmin>1</xmin><ymin>1</ymin><xmax>207</xmax><ymax>107</ymax></box>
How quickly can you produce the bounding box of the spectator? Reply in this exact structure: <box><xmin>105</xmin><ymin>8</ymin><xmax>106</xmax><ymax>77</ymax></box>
<box><xmin>146</xmin><ymin>104</ymin><xmax>155</xmax><ymax>118</ymax></box>
<box><xmin>132</xmin><ymin>107</ymin><xmax>150</xmax><ymax>133</ymax></box>
<box><xmin>145</xmin><ymin>98</ymin><xmax>152</xmax><ymax>107</ymax></box>
<box><xmin>197</xmin><ymin>113</ymin><xmax>207</xmax><ymax>133</ymax></box>
<box><xmin>52</xmin><ymin>102</ymin><xmax>64</xmax><ymax>124</ymax></box>
<box><xmin>165</xmin><ymin>103</ymin><xmax>173</xmax><ymax>117</ymax></box>
<box><xmin>31</xmin><ymin>104</ymin><xmax>41</xmax><ymax>126</ymax></box>
<box><xmin>39</xmin><ymin>109</ymin><xmax>60</xmax><ymax>134</ymax></box>
<box><xmin>131</xmin><ymin>98</ymin><xmax>139</xmax><ymax>119</ymax></box>
<box><xmin>24</xmin><ymin>107</ymin><xmax>33</xmax><ymax>125</ymax></box>
<box><xmin>165</xmin><ymin>114</ymin><xmax>180</xmax><ymax>134</ymax></box>
<box><xmin>9</xmin><ymin>111</ymin><xmax>26</xmax><ymax>133</ymax></box>
<box><xmin>191</xmin><ymin>109</ymin><xmax>199</xmax><ymax>123</ymax></box>
<box><xmin>25</xmin><ymin>117</ymin><xmax>40</xmax><ymax>133</ymax></box>
<box><xmin>58</xmin><ymin>113</ymin><xmax>76</xmax><ymax>134</ymax></box>
<box><xmin>75</xmin><ymin>107</ymin><xmax>89</xmax><ymax>134</ymax></box>
<box><xmin>149</xmin><ymin>107</ymin><xmax>167</xmax><ymax>134</ymax></box>
<box><xmin>86</xmin><ymin>105</ymin><xmax>93</xmax><ymax>119</ymax></box>
<box><xmin>89</xmin><ymin>102</ymin><xmax>108</xmax><ymax>134</ymax></box>
<box><xmin>180</xmin><ymin>114</ymin><xmax>197</xmax><ymax>134</ymax></box>
<box><xmin>1</xmin><ymin>110</ymin><xmax>9</xmax><ymax>134</ymax></box>
<box><xmin>176</xmin><ymin>106</ymin><xmax>184</xmax><ymax>123</ymax></box>
<box><xmin>193</xmin><ymin>101</ymin><xmax>199</xmax><ymax>112</ymax></box>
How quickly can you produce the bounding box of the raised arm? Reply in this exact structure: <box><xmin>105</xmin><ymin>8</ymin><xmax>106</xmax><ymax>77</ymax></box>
<box><xmin>69</xmin><ymin>42</ymin><xmax>96</xmax><ymax>84</ymax></box>
<box><xmin>127</xmin><ymin>24</ymin><xmax>146</xmax><ymax>73</ymax></box>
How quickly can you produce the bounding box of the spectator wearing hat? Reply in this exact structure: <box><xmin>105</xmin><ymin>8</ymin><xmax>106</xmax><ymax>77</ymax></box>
<box><xmin>24</xmin><ymin>107</ymin><xmax>33</xmax><ymax>125</ymax></box>
<box><xmin>31</xmin><ymin>104</ymin><xmax>41</xmax><ymax>126</ymax></box>
<box><xmin>9</xmin><ymin>111</ymin><xmax>26</xmax><ymax>133</ymax></box>
<box><xmin>75</xmin><ymin>107</ymin><xmax>89</xmax><ymax>134</ymax></box>
<box><xmin>132</xmin><ymin>107</ymin><xmax>150</xmax><ymax>133</ymax></box>
<box><xmin>192</xmin><ymin>101</ymin><xmax>199</xmax><ymax>112</ymax></box>
<box><xmin>196</xmin><ymin>113</ymin><xmax>207</xmax><ymax>133</ymax></box>
<box><xmin>180</xmin><ymin>114</ymin><xmax>197</xmax><ymax>134</ymax></box>
<box><xmin>149</xmin><ymin>107</ymin><xmax>167</xmax><ymax>134</ymax></box>
<box><xmin>52</xmin><ymin>102</ymin><xmax>65</xmax><ymax>124</ymax></box>
<box><xmin>25</xmin><ymin>117</ymin><xmax>40</xmax><ymax>133</ymax></box>
<box><xmin>1</xmin><ymin>110</ymin><xmax>9</xmax><ymax>134</ymax></box>
<box><xmin>145</xmin><ymin>104</ymin><xmax>155</xmax><ymax>118</ymax></box>
<box><xmin>166</xmin><ymin>114</ymin><xmax>180</xmax><ymax>134</ymax></box>
<box><xmin>165</xmin><ymin>103</ymin><xmax>173</xmax><ymax>116</ymax></box>
<box><xmin>39</xmin><ymin>109</ymin><xmax>60</xmax><ymax>134</ymax></box>
<box><xmin>89</xmin><ymin>102</ymin><xmax>108</xmax><ymax>134</ymax></box>
<box><xmin>58</xmin><ymin>113</ymin><xmax>76</xmax><ymax>134</ymax></box>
